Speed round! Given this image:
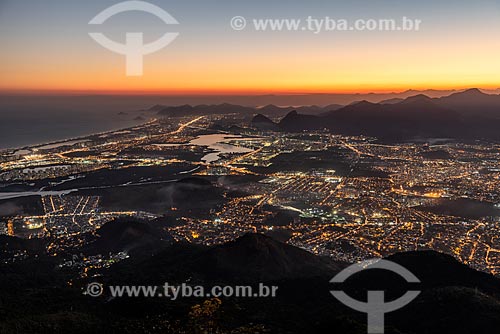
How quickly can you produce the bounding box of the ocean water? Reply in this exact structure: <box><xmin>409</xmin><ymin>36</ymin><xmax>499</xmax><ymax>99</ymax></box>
<box><xmin>0</xmin><ymin>95</ymin><xmax>157</xmax><ymax>149</ymax></box>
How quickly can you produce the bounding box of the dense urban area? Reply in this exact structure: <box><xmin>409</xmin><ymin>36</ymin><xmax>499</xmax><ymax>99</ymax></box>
<box><xmin>1</xmin><ymin>112</ymin><xmax>500</xmax><ymax>277</ymax></box>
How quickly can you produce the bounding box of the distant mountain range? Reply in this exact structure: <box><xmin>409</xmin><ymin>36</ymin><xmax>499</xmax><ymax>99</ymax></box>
<box><xmin>138</xmin><ymin>88</ymin><xmax>500</xmax><ymax>108</ymax></box>
<box><xmin>154</xmin><ymin>103</ymin><xmax>342</xmax><ymax>117</ymax></box>
<box><xmin>272</xmin><ymin>89</ymin><xmax>500</xmax><ymax>140</ymax></box>
<box><xmin>135</xmin><ymin>88</ymin><xmax>500</xmax><ymax>106</ymax></box>
<box><xmin>151</xmin><ymin>88</ymin><xmax>500</xmax><ymax>141</ymax></box>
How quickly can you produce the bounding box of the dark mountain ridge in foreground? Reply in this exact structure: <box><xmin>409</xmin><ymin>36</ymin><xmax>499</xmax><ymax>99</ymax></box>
<box><xmin>102</xmin><ymin>234</ymin><xmax>500</xmax><ymax>333</ymax></box>
<box><xmin>106</xmin><ymin>233</ymin><xmax>341</xmax><ymax>284</ymax></box>
<box><xmin>81</xmin><ymin>219</ymin><xmax>173</xmax><ymax>257</ymax></box>
<box><xmin>1</xmin><ymin>233</ymin><xmax>500</xmax><ymax>333</ymax></box>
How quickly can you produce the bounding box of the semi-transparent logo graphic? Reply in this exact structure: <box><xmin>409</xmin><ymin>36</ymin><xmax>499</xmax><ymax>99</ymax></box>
<box><xmin>89</xmin><ymin>1</ymin><xmax>179</xmax><ymax>76</ymax></box>
<box><xmin>330</xmin><ymin>259</ymin><xmax>421</xmax><ymax>334</ymax></box>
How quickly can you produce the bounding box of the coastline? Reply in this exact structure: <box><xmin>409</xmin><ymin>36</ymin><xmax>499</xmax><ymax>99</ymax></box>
<box><xmin>2</xmin><ymin>118</ymin><xmax>157</xmax><ymax>154</ymax></box>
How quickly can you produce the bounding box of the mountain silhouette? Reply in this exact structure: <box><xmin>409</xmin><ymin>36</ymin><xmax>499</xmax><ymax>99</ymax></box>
<box><xmin>108</xmin><ymin>233</ymin><xmax>340</xmax><ymax>284</ymax></box>
<box><xmin>2</xmin><ymin>233</ymin><xmax>500</xmax><ymax>333</ymax></box>
<box><xmin>193</xmin><ymin>233</ymin><xmax>340</xmax><ymax>281</ymax></box>
<box><xmin>251</xmin><ymin>113</ymin><xmax>278</xmax><ymax>130</ymax></box>
<box><xmin>258</xmin><ymin>104</ymin><xmax>293</xmax><ymax>113</ymax></box>
<box><xmin>277</xmin><ymin>90</ymin><xmax>500</xmax><ymax>140</ymax></box>
<box><xmin>81</xmin><ymin>219</ymin><xmax>172</xmax><ymax>257</ymax></box>
<box><xmin>156</xmin><ymin>103</ymin><xmax>341</xmax><ymax>118</ymax></box>
<box><xmin>436</xmin><ymin>88</ymin><xmax>500</xmax><ymax>116</ymax></box>
<box><xmin>278</xmin><ymin>97</ymin><xmax>460</xmax><ymax>139</ymax></box>
<box><xmin>278</xmin><ymin>110</ymin><xmax>321</xmax><ymax>132</ymax></box>
<box><xmin>157</xmin><ymin>104</ymin><xmax>255</xmax><ymax>117</ymax></box>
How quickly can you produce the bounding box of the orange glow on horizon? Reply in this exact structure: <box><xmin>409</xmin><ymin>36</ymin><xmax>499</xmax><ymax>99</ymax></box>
<box><xmin>3</xmin><ymin>31</ymin><xmax>500</xmax><ymax>96</ymax></box>
<box><xmin>1</xmin><ymin>84</ymin><xmax>500</xmax><ymax>96</ymax></box>
<box><xmin>3</xmin><ymin>0</ymin><xmax>500</xmax><ymax>98</ymax></box>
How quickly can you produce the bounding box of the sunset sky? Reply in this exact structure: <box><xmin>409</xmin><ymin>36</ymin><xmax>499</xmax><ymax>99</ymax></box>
<box><xmin>1</xmin><ymin>0</ymin><xmax>500</xmax><ymax>94</ymax></box>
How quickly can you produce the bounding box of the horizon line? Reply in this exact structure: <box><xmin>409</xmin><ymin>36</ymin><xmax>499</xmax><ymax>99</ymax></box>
<box><xmin>1</xmin><ymin>86</ymin><xmax>499</xmax><ymax>96</ymax></box>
